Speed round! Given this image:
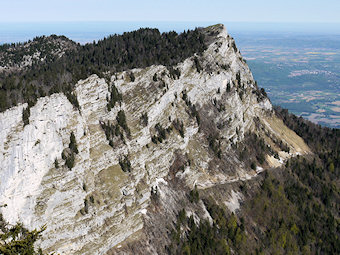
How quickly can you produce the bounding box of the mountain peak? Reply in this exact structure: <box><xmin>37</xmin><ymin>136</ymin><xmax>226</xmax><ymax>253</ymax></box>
<box><xmin>0</xmin><ymin>25</ymin><xmax>310</xmax><ymax>254</ymax></box>
<box><xmin>0</xmin><ymin>35</ymin><xmax>77</xmax><ymax>72</ymax></box>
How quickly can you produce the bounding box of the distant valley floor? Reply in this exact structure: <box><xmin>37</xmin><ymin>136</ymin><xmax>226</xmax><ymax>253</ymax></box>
<box><xmin>235</xmin><ymin>32</ymin><xmax>340</xmax><ymax>128</ymax></box>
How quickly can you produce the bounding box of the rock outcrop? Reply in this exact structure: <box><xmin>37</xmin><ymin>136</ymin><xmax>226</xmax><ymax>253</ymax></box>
<box><xmin>0</xmin><ymin>24</ymin><xmax>310</xmax><ymax>254</ymax></box>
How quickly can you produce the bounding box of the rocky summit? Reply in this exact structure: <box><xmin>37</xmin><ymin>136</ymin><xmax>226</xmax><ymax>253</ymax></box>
<box><xmin>0</xmin><ymin>24</ymin><xmax>313</xmax><ymax>254</ymax></box>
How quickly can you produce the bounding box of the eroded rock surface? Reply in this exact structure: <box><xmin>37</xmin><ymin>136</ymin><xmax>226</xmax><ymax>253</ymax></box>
<box><xmin>0</xmin><ymin>24</ymin><xmax>309</xmax><ymax>254</ymax></box>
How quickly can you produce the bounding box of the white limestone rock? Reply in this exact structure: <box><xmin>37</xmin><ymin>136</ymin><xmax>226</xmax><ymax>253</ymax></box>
<box><xmin>0</xmin><ymin>24</ymin><xmax>309</xmax><ymax>254</ymax></box>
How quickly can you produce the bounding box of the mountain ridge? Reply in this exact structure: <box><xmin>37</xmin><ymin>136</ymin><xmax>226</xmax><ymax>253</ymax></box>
<box><xmin>0</xmin><ymin>26</ymin><xmax>208</xmax><ymax>112</ymax></box>
<box><xmin>0</xmin><ymin>24</ymin><xmax>315</xmax><ymax>254</ymax></box>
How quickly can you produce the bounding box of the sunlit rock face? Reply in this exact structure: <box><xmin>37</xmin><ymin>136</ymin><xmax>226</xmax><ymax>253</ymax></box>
<box><xmin>0</xmin><ymin>24</ymin><xmax>309</xmax><ymax>254</ymax></box>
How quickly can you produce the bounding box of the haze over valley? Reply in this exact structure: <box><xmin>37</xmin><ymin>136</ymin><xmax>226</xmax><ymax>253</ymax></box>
<box><xmin>0</xmin><ymin>1</ymin><xmax>339</xmax><ymax>254</ymax></box>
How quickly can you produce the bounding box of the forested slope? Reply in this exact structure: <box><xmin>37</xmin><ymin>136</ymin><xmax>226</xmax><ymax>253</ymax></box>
<box><xmin>0</xmin><ymin>28</ymin><xmax>206</xmax><ymax>112</ymax></box>
<box><xmin>168</xmin><ymin>108</ymin><xmax>339</xmax><ymax>255</ymax></box>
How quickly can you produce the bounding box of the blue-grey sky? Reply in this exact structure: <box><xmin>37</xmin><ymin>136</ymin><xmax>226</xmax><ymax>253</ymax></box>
<box><xmin>1</xmin><ymin>0</ymin><xmax>340</xmax><ymax>23</ymax></box>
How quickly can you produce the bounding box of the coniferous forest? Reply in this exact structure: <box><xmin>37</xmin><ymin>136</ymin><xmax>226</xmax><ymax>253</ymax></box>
<box><xmin>168</xmin><ymin>107</ymin><xmax>339</xmax><ymax>255</ymax></box>
<box><xmin>0</xmin><ymin>28</ymin><xmax>206</xmax><ymax>112</ymax></box>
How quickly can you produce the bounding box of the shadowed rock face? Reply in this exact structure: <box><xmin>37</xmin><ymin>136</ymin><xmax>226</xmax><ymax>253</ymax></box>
<box><xmin>0</xmin><ymin>24</ymin><xmax>309</xmax><ymax>254</ymax></box>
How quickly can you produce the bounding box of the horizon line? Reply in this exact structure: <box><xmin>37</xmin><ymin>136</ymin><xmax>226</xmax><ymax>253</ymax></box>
<box><xmin>1</xmin><ymin>20</ymin><xmax>340</xmax><ymax>24</ymax></box>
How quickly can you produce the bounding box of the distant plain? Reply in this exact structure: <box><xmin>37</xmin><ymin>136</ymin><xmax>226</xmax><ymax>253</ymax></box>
<box><xmin>234</xmin><ymin>32</ymin><xmax>340</xmax><ymax>128</ymax></box>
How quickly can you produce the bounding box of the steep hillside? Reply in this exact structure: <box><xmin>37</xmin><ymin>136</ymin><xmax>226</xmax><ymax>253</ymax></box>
<box><xmin>0</xmin><ymin>24</ymin><xmax>313</xmax><ymax>254</ymax></box>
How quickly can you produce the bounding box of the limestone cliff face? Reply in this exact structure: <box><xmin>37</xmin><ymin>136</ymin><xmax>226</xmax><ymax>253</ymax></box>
<box><xmin>0</xmin><ymin>24</ymin><xmax>309</xmax><ymax>254</ymax></box>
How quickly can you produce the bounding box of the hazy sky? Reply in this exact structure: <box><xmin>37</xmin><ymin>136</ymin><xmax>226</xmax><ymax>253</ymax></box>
<box><xmin>1</xmin><ymin>0</ymin><xmax>340</xmax><ymax>23</ymax></box>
